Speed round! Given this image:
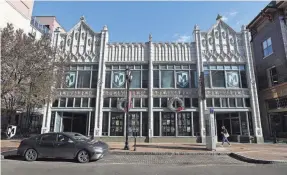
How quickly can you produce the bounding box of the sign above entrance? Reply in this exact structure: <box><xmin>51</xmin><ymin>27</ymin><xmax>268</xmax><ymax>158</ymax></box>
<box><xmin>205</xmin><ymin>89</ymin><xmax>250</xmax><ymax>98</ymax></box>
<box><xmin>56</xmin><ymin>90</ymin><xmax>96</xmax><ymax>97</ymax></box>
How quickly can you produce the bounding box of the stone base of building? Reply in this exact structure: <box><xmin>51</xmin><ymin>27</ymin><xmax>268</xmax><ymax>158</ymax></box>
<box><xmin>254</xmin><ymin>136</ymin><xmax>264</xmax><ymax>143</ymax></box>
<box><xmin>95</xmin><ymin>136</ymin><xmax>200</xmax><ymax>143</ymax></box>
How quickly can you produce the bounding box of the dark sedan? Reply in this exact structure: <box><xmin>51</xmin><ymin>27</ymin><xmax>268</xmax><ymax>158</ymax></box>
<box><xmin>17</xmin><ymin>132</ymin><xmax>109</xmax><ymax>163</ymax></box>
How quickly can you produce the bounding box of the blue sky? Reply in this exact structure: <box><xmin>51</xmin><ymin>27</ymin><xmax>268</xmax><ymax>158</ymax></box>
<box><xmin>33</xmin><ymin>1</ymin><xmax>269</xmax><ymax>42</ymax></box>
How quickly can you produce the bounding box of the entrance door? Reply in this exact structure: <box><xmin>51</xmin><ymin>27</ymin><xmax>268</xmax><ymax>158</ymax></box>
<box><xmin>72</xmin><ymin>114</ymin><xmax>87</xmax><ymax>135</ymax></box>
<box><xmin>61</xmin><ymin>112</ymin><xmax>88</xmax><ymax>135</ymax></box>
<box><xmin>62</xmin><ymin>118</ymin><xmax>72</xmax><ymax>132</ymax></box>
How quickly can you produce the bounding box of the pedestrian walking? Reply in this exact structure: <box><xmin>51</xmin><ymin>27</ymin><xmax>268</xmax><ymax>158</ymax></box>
<box><xmin>221</xmin><ymin>126</ymin><xmax>231</xmax><ymax>146</ymax></box>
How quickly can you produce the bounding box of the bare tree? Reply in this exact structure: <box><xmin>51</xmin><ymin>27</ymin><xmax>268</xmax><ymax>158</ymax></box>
<box><xmin>1</xmin><ymin>23</ymin><xmax>70</xmax><ymax>127</ymax></box>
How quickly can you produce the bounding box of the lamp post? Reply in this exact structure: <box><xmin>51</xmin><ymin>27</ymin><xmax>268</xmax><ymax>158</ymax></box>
<box><xmin>124</xmin><ymin>68</ymin><xmax>132</xmax><ymax>150</ymax></box>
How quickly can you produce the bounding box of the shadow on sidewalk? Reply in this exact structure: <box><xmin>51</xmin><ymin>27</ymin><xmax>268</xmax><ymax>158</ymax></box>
<box><xmin>3</xmin><ymin>155</ymin><xmax>100</xmax><ymax>163</ymax></box>
<box><xmin>134</xmin><ymin>144</ymin><xmax>207</xmax><ymax>151</ymax></box>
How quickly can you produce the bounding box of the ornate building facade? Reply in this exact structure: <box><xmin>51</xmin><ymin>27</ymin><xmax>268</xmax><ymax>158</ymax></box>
<box><xmin>41</xmin><ymin>16</ymin><xmax>264</xmax><ymax>143</ymax></box>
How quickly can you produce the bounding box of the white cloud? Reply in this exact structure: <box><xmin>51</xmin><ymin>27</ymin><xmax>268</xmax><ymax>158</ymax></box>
<box><xmin>229</xmin><ymin>11</ymin><xmax>238</xmax><ymax>17</ymax></box>
<box><xmin>221</xmin><ymin>16</ymin><xmax>228</xmax><ymax>22</ymax></box>
<box><xmin>173</xmin><ymin>33</ymin><xmax>191</xmax><ymax>42</ymax></box>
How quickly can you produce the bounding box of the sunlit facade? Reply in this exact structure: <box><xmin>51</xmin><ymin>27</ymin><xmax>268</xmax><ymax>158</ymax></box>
<box><xmin>41</xmin><ymin>16</ymin><xmax>264</xmax><ymax>143</ymax></box>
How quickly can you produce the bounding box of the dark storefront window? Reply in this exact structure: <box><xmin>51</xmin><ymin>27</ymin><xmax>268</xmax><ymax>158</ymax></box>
<box><xmin>161</xmin><ymin>112</ymin><xmax>175</xmax><ymax>136</ymax></box>
<box><xmin>142</xmin><ymin>70</ymin><xmax>148</xmax><ymax>88</ymax></box>
<box><xmin>105</xmin><ymin>71</ymin><xmax>111</xmax><ymax>88</ymax></box>
<box><xmin>67</xmin><ymin>98</ymin><xmax>73</xmax><ymax>107</ymax></box>
<box><xmin>142</xmin><ymin>112</ymin><xmax>148</xmax><ymax>136</ymax></box>
<box><xmin>161</xmin><ymin>98</ymin><xmax>168</xmax><ymax>107</ymax></box>
<box><xmin>193</xmin><ymin>112</ymin><xmax>200</xmax><ymax>136</ymax></box>
<box><xmin>59</xmin><ymin>98</ymin><xmax>66</xmax><ymax>107</ymax></box>
<box><xmin>142</xmin><ymin>98</ymin><xmax>148</xmax><ymax>107</ymax></box>
<box><xmin>89</xmin><ymin>112</ymin><xmax>95</xmax><ymax>136</ymax></box>
<box><xmin>91</xmin><ymin>71</ymin><xmax>98</xmax><ymax>88</ymax></box>
<box><xmin>102</xmin><ymin>112</ymin><xmax>109</xmax><ymax>136</ymax></box>
<box><xmin>133</xmin><ymin>98</ymin><xmax>141</xmax><ymax>107</ymax></box>
<box><xmin>130</xmin><ymin>71</ymin><xmax>141</xmax><ymax>88</ymax></box>
<box><xmin>82</xmin><ymin>98</ymin><xmax>89</xmax><ymax>107</ymax></box>
<box><xmin>212</xmin><ymin>71</ymin><xmax>225</xmax><ymax>87</ymax></box>
<box><xmin>110</xmin><ymin>113</ymin><xmax>124</xmax><ymax>136</ymax></box>
<box><xmin>248</xmin><ymin>112</ymin><xmax>254</xmax><ymax>135</ymax></box>
<box><xmin>103</xmin><ymin>98</ymin><xmax>109</xmax><ymax>107</ymax></box>
<box><xmin>153</xmin><ymin>112</ymin><xmax>160</xmax><ymax>136</ymax></box>
<box><xmin>75</xmin><ymin>98</ymin><xmax>81</xmax><ymax>107</ymax></box>
<box><xmin>153</xmin><ymin>70</ymin><xmax>160</xmax><ymax>88</ymax></box>
<box><xmin>77</xmin><ymin>71</ymin><xmax>91</xmax><ymax>88</ymax></box>
<box><xmin>154</xmin><ymin>98</ymin><xmax>160</xmax><ymax>107</ymax></box>
<box><xmin>204</xmin><ymin>70</ymin><xmax>211</xmax><ymax>88</ymax></box>
<box><xmin>161</xmin><ymin>71</ymin><xmax>174</xmax><ymax>88</ymax></box>
<box><xmin>50</xmin><ymin>112</ymin><xmax>55</xmax><ymax>132</ymax></box>
<box><xmin>206</xmin><ymin>98</ymin><xmax>213</xmax><ymax>107</ymax></box>
<box><xmin>178</xmin><ymin>112</ymin><xmax>192</xmax><ymax>136</ymax></box>
<box><xmin>52</xmin><ymin>99</ymin><xmax>59</xmax><ymax>107</ymax></box>
<box><xmin>192</xmin><ymin>98</ymin><xmax>198</xmax><ymax>107</ymax></box>
<box><xmin>184</xmin><ymin>98</ymin><xmax>191</xmax><ymax>108</ymax></box>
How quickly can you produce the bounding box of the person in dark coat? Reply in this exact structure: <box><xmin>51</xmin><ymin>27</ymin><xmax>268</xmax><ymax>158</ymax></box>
<box><xmin>221</xmin><ymin>126</ymin><xmax>231</xmax><ymax>146</ymax></box>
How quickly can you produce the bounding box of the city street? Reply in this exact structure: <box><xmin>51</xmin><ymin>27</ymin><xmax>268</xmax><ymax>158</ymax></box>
<box><xmin>2</xmin><ymin>154</ymin><xmax>287</xmax><ymax>175</ymax></box>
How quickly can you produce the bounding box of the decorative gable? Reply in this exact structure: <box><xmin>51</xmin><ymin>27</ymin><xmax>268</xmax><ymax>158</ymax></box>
<box><xmin>199</xmin><ymin>17</ymin><xmax>246</xmax><ymax>63</ymax></box>
<box><xmin>55</xmin><ymin>16</ymin><xmax>102</xmax><ymax>63</ymax></box>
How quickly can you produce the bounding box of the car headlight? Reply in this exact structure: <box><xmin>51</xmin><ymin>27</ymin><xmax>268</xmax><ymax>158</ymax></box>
<box><xmin>93</xmin><ymin>147</ymin><xmax>103</xmax><ymax>153</ymax></box>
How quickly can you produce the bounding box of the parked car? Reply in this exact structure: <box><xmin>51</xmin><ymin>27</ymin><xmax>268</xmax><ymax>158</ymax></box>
<box><xmin>17</xmin><ymin>132</ymin><xmax>109</xmax><ymax>163</ymax></box>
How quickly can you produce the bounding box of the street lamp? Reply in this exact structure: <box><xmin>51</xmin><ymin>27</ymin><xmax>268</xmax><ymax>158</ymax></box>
<box><xmin>124</xmin><ymin>68</ymin><xmax>132</xmax><ymax>150</ymax></box>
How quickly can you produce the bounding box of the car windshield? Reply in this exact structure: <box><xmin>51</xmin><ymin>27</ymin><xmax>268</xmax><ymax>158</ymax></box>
<box><xmin>68</xmin><ymin>133</ymin><xmax>90</xmax><ymax>141</ymax></box>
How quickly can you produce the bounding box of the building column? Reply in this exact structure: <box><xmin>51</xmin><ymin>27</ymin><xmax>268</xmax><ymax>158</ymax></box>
<box><xmin>193</xmin><ymin>25</ymin><xmax>206</xmax><ymax>143</ymax></box>
<box><xmin>94</xmin><ymin>25</ymin><xmax>109</xmax><ymax>137</ymax></box>
<box><xmin>148</xmin><ymin>34</ymin><xmax>154</xmax><ymax>141</ymax></box>
<box><xmin>242</xmin><ymin>26</ymin><xmax>263</xmax><ymax>143</ymax></box>
<box><xmin>41</xmin><ymin>102</ymin><xmax>52</xmax><ymax>133</ymax></box>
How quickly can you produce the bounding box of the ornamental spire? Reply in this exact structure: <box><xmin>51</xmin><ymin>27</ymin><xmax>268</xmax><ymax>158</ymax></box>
<box><xmin>216</xmin><ymin>14</ymin><xmax>223</xmax><ymax>21</ymax></box>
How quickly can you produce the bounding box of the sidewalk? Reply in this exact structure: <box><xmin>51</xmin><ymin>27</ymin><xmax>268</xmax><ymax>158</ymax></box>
<box><xmin>1</xmin><ymin>140</ymin><xmax>287</xmax><ymax>163</ymax></box>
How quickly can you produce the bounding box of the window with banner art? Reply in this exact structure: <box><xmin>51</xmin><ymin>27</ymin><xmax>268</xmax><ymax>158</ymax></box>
<box><xmin>110</xmin><ymin>113</ymin><xmax>124</xmax><ymax>136</ymax></box>
<box><xmin>129</xmin><ymin>113</ymin><xmax>140</xmax><ymax>136</ymax></box>
<box><xmin>62</xmin><ymin>65</ymin><xmax>98</xmax><ymax>88</ymax></box>
<box><xmin>203</xmin><ymin>65</ymin><xmax>247</xmax><ymax>88</ymax></box>
<box><xmin>153</xmin><ymin>64</ymin><xmax>197</xmax><ymax>88</ymax></box>
<box><xmin>105</xmin><ymin>65</ymin><xmax>148</xmax><ymax>89</ymax></box>
<box><xmin>177</xmin><ymin>112</ymin><xmax>192</xmax><ymax>136</ymax></box>
<box><xmin>161</xmin><ymin>112</ymin><xmax>176</xmax><ymax>136</ymax></box>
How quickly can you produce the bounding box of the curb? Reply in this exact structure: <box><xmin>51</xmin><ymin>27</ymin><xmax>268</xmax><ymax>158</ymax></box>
<box><xmin>229</xmin><ymin>153</ymin><xmax>287</xmax><ymax>164</ymax></box>
<box><xmin>110</xmin><ymin>151</ymin><xmax>231</xmax><ymax>155</ymax></box>
<box><xmin>1</xmin><ymin>149</ymin><xmax>18</xmax><ymax>160</ymax></box>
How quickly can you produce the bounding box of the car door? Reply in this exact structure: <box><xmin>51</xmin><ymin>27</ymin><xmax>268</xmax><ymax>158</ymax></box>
<box><xmin>53</xmin><ymin>134</ymin><xmax>77</xmax><ymax>159</ymax></box>
<box><xmin>37</xmin><ymin>133</ymin><xmax>57</xmax><ymax>158</ymax></box>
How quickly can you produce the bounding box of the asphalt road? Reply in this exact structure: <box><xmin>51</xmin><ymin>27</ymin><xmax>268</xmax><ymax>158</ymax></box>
<box><xmin>2</xmin><ymin>155</ymin><xmax>287</xmax><ymax>175</ymax></box>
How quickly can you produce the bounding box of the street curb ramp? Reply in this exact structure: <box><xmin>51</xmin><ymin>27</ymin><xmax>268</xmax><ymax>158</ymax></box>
<box><xmin>110</xmin><ymin>151</ymin><xmax>231</xmax><ymax>155</ymax></box>
<box><xmin>229</xmin><ymin>152</ymin><xmax>287</xmax><ymax>164</ymax></box>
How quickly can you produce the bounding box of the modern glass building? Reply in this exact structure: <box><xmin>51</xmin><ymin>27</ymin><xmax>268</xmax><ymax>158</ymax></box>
<box><xmin>41</xmin><ymin>16</ymin><xmax>264</xmax><ymax>143</ymax></box>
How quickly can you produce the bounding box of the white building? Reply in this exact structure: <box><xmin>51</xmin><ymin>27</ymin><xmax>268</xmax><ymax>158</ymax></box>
<box><xmin>0</xmin><ymin>0</ymin><xmax>34</xmax><ymax>33</ymax></box>
<box><xmin>41</xmin><ymin>16</ymin><xmax>264</xmax><ymax>143</ymax></box>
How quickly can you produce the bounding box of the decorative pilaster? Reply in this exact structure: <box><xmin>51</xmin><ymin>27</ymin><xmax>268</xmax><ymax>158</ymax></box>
<box><xmin>193</xmin><ymin>25</ymin><xmax>206</xmax><ymax>143</ymax></box>
<box><xmin>242</xmin><ymin>25</ymin><xmax>263</xmax><ymax>143</ymax></box>
<box><xmin>148</xmin><ymin>34</ymin><xmax>154</xmax><ymax>140</ymax></box>
<box><xmin>41</xmin><ymin>29</ymin><xmax>60</xmax><ymax>134</ymax></box>
<box><xmin>94</xmin><ymin>25</ymin><xmax>109</xmax><ymax>137</ymax></box>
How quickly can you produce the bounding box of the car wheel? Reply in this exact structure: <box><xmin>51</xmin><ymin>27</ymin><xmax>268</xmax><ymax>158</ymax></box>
<box><xmin>77</xmin><ymin>150</ymin><xmax>90</xmax><ymax>163</ymax></box>
<box><xmin>24</xmin><ymin>148</ymin><xmax>38</xmax><ymax>161</ymax></box>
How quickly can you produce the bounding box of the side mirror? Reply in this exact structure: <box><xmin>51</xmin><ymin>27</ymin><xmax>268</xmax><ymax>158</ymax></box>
<box><xmin>68</xmin><ymin>139</ymin><xmax>74</xmax><ymax>143</ymax></box>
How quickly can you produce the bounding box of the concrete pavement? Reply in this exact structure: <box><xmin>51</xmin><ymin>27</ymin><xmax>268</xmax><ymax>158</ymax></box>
<box><xmin>1</xmin><ymin>156</ymin><xmax>287</xmax><ymax>175</ymax></box>
<box><xmin>2</xmin><ymin>140</ymin><xmax>287</xmax><ymax>163</ymax></box>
